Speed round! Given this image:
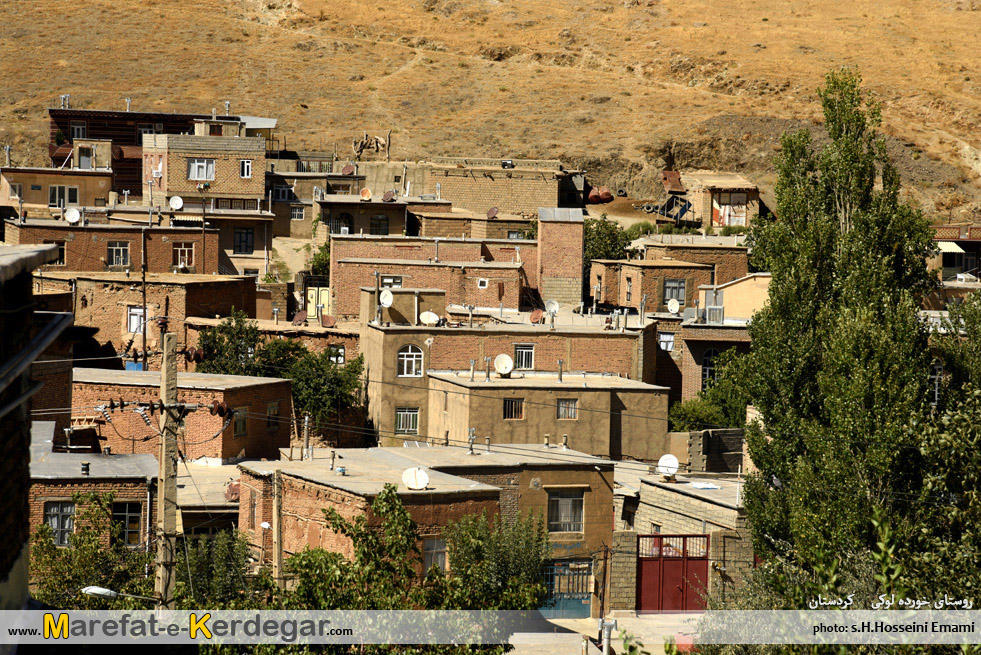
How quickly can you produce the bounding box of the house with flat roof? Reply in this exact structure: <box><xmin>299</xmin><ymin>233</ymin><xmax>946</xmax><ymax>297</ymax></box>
<box><xmin>678</xmin><ymin>171</ymin><xmax>762</xmax><ymax>230</ymax></box>
<box><xmin>589</xmin><ymin>259</ymin><xmax>714</xmax><ymax>313</ymax></box>
<box><xmin>0</xmin><ymin>166</ymin><xmax>113</xmax><ymax>220</ymax></box>
<box><xmin>266</xmin><ymin>170</ymin><xmax>365</xmax><ymax>238</ymax></box>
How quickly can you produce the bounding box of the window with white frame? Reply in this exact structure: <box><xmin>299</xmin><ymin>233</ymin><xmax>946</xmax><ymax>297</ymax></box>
<box><xmin>108</xmin><ymin>241</ymin><xmax>130</xmax><ymax>267</ymax></box>
<box><xmin>381</xmin><ymin>276</ymin><xmax>402</xmax><ymax>289</ymax></box>
<box><xmin>557</xmin><ymin>398</ymin><xmax>578</xmax><ymax>420</ymax></box>
<box><xmin>137</xmin><ymin>123</ymin><xmax>155</xmax><ymax>144</ymax></box>
<box><xmin>233</xmin><ymin>407</ymin><xmax>248</xmax><ymax>436</ymax></box>
<box><xmin>397</xmin><ymin>345</ymin><xmax>424</xmax><ymax>377</ymax></box>
<box><xmin>547</xmin><ymin>489</ymin><xmax>584</xmax><ymax>532</ymax></box>
<box><xmin>658</xmin><ymin>332</ymin><xmax>675</xmax><ymax>352</ymax></box>
<box><xmin>240</xmin><ymin>159</ymin><xmax>253</xmax><ymax>179</ymax></box>
<box><xmin>328</xmin><ymin>345</ymin><xmax>346</xmax><ymax>365</ymax></box>
<box><xmin>507</xmin><ymin>230</ymin><xmax>523</xmax><ymax>240</ymax></box>
<box><xmin>514</xmin><ymin>344</ymin><xmax>534</xmax><ymax>370</ymax></box>
<box><xmin>127</xmin><ymin>306</ymin><xmax>145</xmax><ymax>333</ymax></box>
<box><xmin>187</xmin><ymin>158</ymin><xmax>215</xmax><ymax>181</ymax></box>
<box><xmin>423</xmin><ymin>538</ymin><xmax>447</xmax><ymax>572</ymax></box>
<box><xmin>44</xmin><ymin>501</ymin><xmax>75</xmax><ymax>546</ymax></box>
<box><xmin>48</xmin><ymin>185</ymin><xmax>78</xmax><ymax>207</ymax></box>
<box><xmin>172</xmin><ymin>242</ymin><xmax>194</xmax><ymax>267</ymax></box>
<box><xmin>664</xmin><ymin>278</ymin><xmax>686</xmax><ymax>305</ymax></box>
<box><xmin>395</xmin><ymin>407</ymin><xmax>419</xmax><ymax>434</ymax></box>
<box><xmin>503</xmin><ymin>398</ymin><xmax>524</xmax><ymax>420</ymax></box>
<box><xmin>266</xmin><ymin>402</ymin><xmax>279</xmax><ymax>430</ymax></box>
<box><xmin>701</xmin><ymin>348</ymin><xmax>720</xmax><ymax>390</ymax></box>
<box><xmin>9</xmin><ymin>183</ymin><xmax>22</xmax><ymax>199</ymax></box>
<box><xmin>290</xmin><ymin>206</ymin><xmax>305</xmax><ymax>221</ymax></box>
<box><xmin>477</xmin><ymin>278</ymin><xmax>489</xmax><ymax>289</ymax></box>
<box><xmin>70</xmin><ymin>121</ymin><xmax>87</xmax><ymax>140</ymax></box>
<box><xmin>112</xmin><ymin>502</ymin><xmax>143</xmax><ymax>547</ymax></box>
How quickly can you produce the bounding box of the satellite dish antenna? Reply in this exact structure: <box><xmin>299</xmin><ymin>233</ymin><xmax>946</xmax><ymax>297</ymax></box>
<box><xmin>379</xmin><ymin>289</ymin><xmax>394</xmax><ymax>308</ymax></box>
<box><xmin>64</xmin><ymin>208</ymin><xmax>81</xmax><ymax>224</ymax></box>
<box><xmin>341</xmin><ymin>164</ymin><xmax>355</xmax><ymax>175</ymax></box>
<box><xmin>382</xmin><ymin>190</ymin><xmax>395</xmax><ymax>202</ymax></box>
<box><xmin>360</xmin><ymin>188</ymin><xmax>372</xmax><ymax>201</ymax></box>
<box><xmin>656</xmin><ymin>454</ymin><xmax>680</xmax><ymax>479</ymax></box>
<box><xmin>419</xmin><ymin>311</ymin><xmax>440</xmax><ymax>326</ymax></box>
<box><xmin>545</xmin><ymin>299</ymin><xmax>560</xmax><ymax>315</ymax></box>
<box><xmin>169</xmin><ymin>196</ymin><xmax>184</xmax><ymax>211</ymax></box>
<box><xmin>667</xmin><ymin>298</ymin><xmax>681</xmax><ymax>315</ymax></box>
<box><xmin>487</xmin><ymin>206</ymin><xmax>499</xmax><ymax>219</ymax></box>
<box><xmin>494</xmin><ymin>353</ymin><xmax>514</xmax><ymax>376</ymax></box>
<box><xmin>402</xmin><ymin>467</ymin><xmax>430</xmax><ymax>491</ymax></box>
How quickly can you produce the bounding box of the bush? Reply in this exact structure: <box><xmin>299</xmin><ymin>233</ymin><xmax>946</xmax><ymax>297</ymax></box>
<box><xmin>668</xmin><ymin>398</ymin><xmax>727</xmax><ymax>431</ymax></box>
<box><xmin>720</xmin><ymin>225</ymin><xmax>748</xmax><ymax>236</ymax></box>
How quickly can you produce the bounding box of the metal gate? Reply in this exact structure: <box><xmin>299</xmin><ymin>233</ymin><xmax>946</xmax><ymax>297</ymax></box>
<box><xmin>636</xmin><ymin>534</ymin><xmax>709</xmax><ymax>613</ymax></box>
<box><xmin>540</xmin><ymin>559</ymin><xmax>592</xmax><ymax>618</ymax></box>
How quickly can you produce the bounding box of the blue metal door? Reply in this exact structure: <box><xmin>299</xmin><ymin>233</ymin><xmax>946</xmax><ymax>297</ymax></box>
<box><xmin>540</xmin><ymin>559</ymin><xmax>592</xmax><ymax>618</ymax></box>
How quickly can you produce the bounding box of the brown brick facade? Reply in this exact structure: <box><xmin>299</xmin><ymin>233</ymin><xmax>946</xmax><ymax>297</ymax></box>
<box><xmin>643</xmin><ymin>244</ymin><xmax>749</xmax><ymax>285</ymax></box>
<box><xmin>424</xmin><ymin>166</ymin><xmax>562</xmax><ymax>215</ymax></box>
<box><xmin>28</xmin><ymin>479</ymin><xmax>154</xmax><ymax>548</ymax></box>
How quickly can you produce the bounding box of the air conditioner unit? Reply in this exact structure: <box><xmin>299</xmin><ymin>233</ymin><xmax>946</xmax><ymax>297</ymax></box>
<box><xmin>707</xmin><ymin>306</ymin><xmax>724</xmax><ymax>324</ymax></box>
<box><xmin>340</xmin><ymin>226</ymin><xmax>349</xmax><ymax>235</ymax></box>
<box><xmin>152</xmin><ymin>170</ymin><xmax>162</xmax><ymax>178</ymax></box>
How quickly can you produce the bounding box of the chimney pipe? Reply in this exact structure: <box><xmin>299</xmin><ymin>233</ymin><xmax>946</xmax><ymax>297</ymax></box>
<box><xmin>224</xmin><ymin>100</ymin><xmax>231</xmax><ymax>116</ymax></box>
<box><xmin>485</xmin><ymin>436</ymin><xmax>491</xmax><ymax>453</ymax></box>
<box><xmin>212</xmin><ymin>108</ymin><xmax>217</xmax><ymax>120</ymax></box>
<box><xmin>484</xmin><ymin>357</ymin><xmax>492</xmax><ymax>382</ymax></box>
<box><xmin>562</xmin><ymin>434</ymin><xmax>569</xmax><ymax>450</ymax></box>
<box><xmin>81</xmin><ymin>461</ymin><xmax>90</xmax><ymax>476</ymax></box>
<box><xmin>125</xmin><ymin>97</ymin><xmax>131</xmax><ymax>112</ymax></box>
<box><xmin>543</xmin><ymin>434</ymin><xmax>550</xmax><ymax>449</ymax></box>
<box><xmin>414</xmin><ymin>291</ymin><xmax>420</xmax><ymax>326</ymax></box>
<box><xmin>558</xmin><ymin>359</ymin><xmax>563</xmax><ymax>383</ymax></box>
<box><xmin>272</xmin><ymin>308</ymin><xmax>279</xmax><ymax>325</ymax></box>
<box><xmin>469</xmin><ymin>359</ymin><xmax>475</xmax><ymax>381</ymax></box>
<box><xmin>330</xmin><ymin>450</ymin><xmax>336</xmax><ymax>471</ymax></box>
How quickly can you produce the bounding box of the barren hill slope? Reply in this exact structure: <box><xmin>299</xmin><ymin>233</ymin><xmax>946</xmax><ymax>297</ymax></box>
<box><xmin>2</xmin><ymin>0</ymin><xmax>980</xmax><ymax>216</ymax></box>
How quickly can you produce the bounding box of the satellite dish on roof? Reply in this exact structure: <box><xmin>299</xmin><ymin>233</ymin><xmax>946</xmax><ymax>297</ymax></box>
<box><xmin>382</xmin><ymin>190</ymin><xmax>395</xmax><ymax>202</ymax></box>
<box><xmin>379</xmin><ymin>289</ymin><xmax>394</xmax><ymax>308</ymax></box>
<box><xmin>341</xmin><ymin>164</ymin><xmax>355</xmax><ymax>175</ymax></box>
<box><xmin>487</xmin><ymin>206</ymin><xmax>499</xmax><ymax>219</ymax></box>
<box><xmin>494</xmin><ymin>353</ymin><xmax>514</xmax><ymax>376</ymax></box>
<box><xmin>360</xmin><ymin>188</ymin><xmax>372</xmax><ymax>201</ymax></box>
<box><xmin>419</xmin><ymin>311</ymin><xmax>440</xmax><ymax>326</ymax></box>
<box><xmin>656</xmin><ymin>454</ymin><xmax>680</xmax><ymax>478</ymax></box>
<box><xmin>529</xmin><ymin>308</ymin><xmax>544</xmax><ymax>324</ymax></box>
<box><xmin>169</xmin><ymin>196</ymin><xmax>184</xmax><ymax>211</ymax></box>
<box><xmin>545</xmin><ymin>299</ymin><xmax>560</xmax><ymax>315</ymax></box>
<box><xmin>65</xmin><ymin>208</ymin><xmax>81</xmax><ymax>224</ymax></box>
<box><xmin>667</xmin><ymin>298</ymin><xmax>681</xmax><ymax>315</ymax></box>
<box><xmin>402</xmin><ymin>467</ymin><xmax>430</xmax><ymax>490</ymax></box>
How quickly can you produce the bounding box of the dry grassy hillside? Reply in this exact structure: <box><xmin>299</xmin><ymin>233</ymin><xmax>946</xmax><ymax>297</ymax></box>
<box><xmin>2</xmin><ymin>0</ymin><xmax>980</xmax><ymax>217</ymax></box>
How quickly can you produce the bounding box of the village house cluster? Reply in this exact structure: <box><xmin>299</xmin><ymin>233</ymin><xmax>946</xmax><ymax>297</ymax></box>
<box><xmin>1</xmin><ymin>99</ymin><xmax>970</xmax><ymax>620</ymax></box>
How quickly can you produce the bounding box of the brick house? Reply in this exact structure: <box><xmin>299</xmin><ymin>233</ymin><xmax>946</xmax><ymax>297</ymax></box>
<box><xmin>678</xmin><ymin>171</ymin><xmax>761</xmax><ymax>230</ymax></box>
<box><xmin>537</xmin><ymin>208</ymin><xmax>584</xmax><ymax>306</ymax></box>
<box><xmin>640</xmin><ymin>242</ymin><xmax>749</xmax><ymax>286</ymax></box>
<box><xmin>409</xmin><ymin>208</ymin><xmax>534</xmax><ymax>240</ymax></box>
<box><xmin>34</xmin><ymin>271</ymin><xmax>256</xmax><ymax>370</ymax></box>
<box><xmin>589</xmin><ymin>259</ymin><xmax>715</xmax><ymax>313</ymax></box>
<box><xmin>266</xmin><ymin>170</ymin><xmax>365</xmax><ymax>238</ymax></box>
<box><xmin>3</xmin><ymin>219</ymin><xmax>220</xmax><ymax>274</ymax></box>
<box><xmin>313</xmin><ymin>195</ymin><xmax>410</xmax><ymax>245</ymax></box>
<box><xmin>72</xmin><ymin>367</ymin><xmax>292</xmax><ymax>462</ymax></box>
<box><xmin>29</xmin><ymin>421</ymin><xmax>157</xmax><ymax>549</ymax></box>
<box><xmin>0</xmin><ymin>167</ymin><xmax>112</xmax><ymax>219</ymax></box>
<box><xmin>0</xmin><ymin>244</ymin><xmax>72</xmax><ymax>613</ymax></box>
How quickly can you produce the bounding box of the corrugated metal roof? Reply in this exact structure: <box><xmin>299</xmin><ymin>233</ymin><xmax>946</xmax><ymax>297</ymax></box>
<box><xmin>937</xmin><ymin>241</ymin><xmax>965</xmax><ymax>254</ymax></box>
<box><xmin>240</xmin><ymin>116</ymin><xmax>278</xmax><ymax>130</ymax></box>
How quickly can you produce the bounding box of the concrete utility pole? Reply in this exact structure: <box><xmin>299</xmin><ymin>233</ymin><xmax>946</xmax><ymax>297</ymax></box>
<box><xmin>154</xmin><ymin>333</ymin><xmax>179</xmax><ymax>609</ymax></box>
<box><xmin>302</xmin><ymin>413</ymin><xmax>310</xmax><ymax>460</ymax></box>
<box><xmin>141</xmin><ymin>228</ymin><xmax>148</xmax><ymax>371</ymax></box>
<box><xmin>272</xmin><ymin>469</ymin><xmax>283</xmax><ymax>588</ymax></box>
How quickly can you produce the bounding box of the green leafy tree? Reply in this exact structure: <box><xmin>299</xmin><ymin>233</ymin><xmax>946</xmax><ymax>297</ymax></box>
<box><xmin>290</xmin><ymin>351</ymin><xmax>364</xmax><ymax>432</ymax></box>
<box><xmin>197</xmin><ymin>308</ymin><xmax>264</xmax><ymax>377</ymax></box>
<box><xmin>310</xmin><ymin>243</ymin><xmax>330</xmax><ymax>277</ymax></box>
<box><xmin>584</xmin><ymin>214</ymin><xmax>631</xmax><ymax>273</ymax></box>
<box><xmin>178</xmin><ymin>530</ymin><xmax>274</xmax><ymax>608</ymax></box>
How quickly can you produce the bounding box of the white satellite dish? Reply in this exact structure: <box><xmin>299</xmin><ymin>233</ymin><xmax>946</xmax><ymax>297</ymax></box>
<box><xmin>667</xmin><ymin>298</ymin><xmax>681</xmax><ymax>315</ymax></box>
<box><xmin>379</xmin><ymin>289</ymin><xmax>394</xmax><ymax>308</ymax></box>
<box><xmin>656</xmin><ymin>454</ymin><xmax>680</xmax><ymax>477</ymax></box>
<box><xmin>402</xmin><ymin>467</ymin><xmax>430</xmax><ymax>491</ymax></box>
<box><xmin>494</xmin><ymin>353</ymin><xmax>514</xmax><ymax>376</ymax></box>
<box><xmin>544</xmin><ymin>299</ymin><xmax>560</xmax><ymax>315</ymax></box>
<box><xmin>419</xmin><ymin>311</ymin><xmax>440</xmax><ymax>326</ymax></box>
<box><xmin>169</xmin><ymin>195</ymin><xmax>184</xmax><ymax>211</ymax></box>
<box><xmin>64</xmin><ymin>208</ymin><xmax>81</xmax><ymax>224</ymax></box>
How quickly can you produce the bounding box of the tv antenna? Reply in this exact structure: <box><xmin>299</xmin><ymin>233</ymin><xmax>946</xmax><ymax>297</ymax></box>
<box><xmin>382</xmin><ymin>190</ymin><xmax>395</xmax><ymax>202</ymax></box>
<box><xmin>545</xmin><ymin>299</ymin><xmax>559</xmax><ymax>329</ymax></box>
<box><xmin>487</xmin><ymin>207</ymin><xmax>499</xmax><ymax>219</ymax></box>
<box><xmin>341</xmin><ymin>164</ymin><xmax>355</xmax><ymax>175</ymax></box>
<box><xmin>360</xmin><ymin>188</ymin><xmax>372</xmax><ymax>202</ymax></box>
<box><xmin>419</xmin><ymin>311</ymin><xmax>440</xmax><ymax>326</ymax></box>
<box><xmin>667</xmin><ymin>298</ymin><xmax>680</xmax><ymax>315</ymax></box>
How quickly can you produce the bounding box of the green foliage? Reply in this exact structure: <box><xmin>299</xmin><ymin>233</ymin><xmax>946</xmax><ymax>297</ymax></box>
<box><xmin>624</xmin><ymin>220</ymin><xmax>656</xmax><ymax>241</ymax></box>
<box><xmin>668</xmin><ymin>397</ymin><xmax>726</xmax><ymax>432</ymax></box>
<box><xmin>620</xmin><ymin>632</ymin><xmax>651</xmax><ymax>655</ymax></box>
<box><xmin>935</xmin><ymin>291</ymin><xmax>981</xmax><ymax>401</ymax></box>
<box><xmin>178</xmin><ymin>530</ymin><xmax>273</xmax><ymax>609</ymax></box>
<box><xmin>720</xmin><ymin>225</ymin><xmax>747</xmax><ymax>236</ymax></box>
<box><xmin>290</xmin><ymin>352</ymin><xmax>364</xmax><ymax>432</ymax></box>
<box><xmin>584</xmin><ymin>214</ymin><xmax>630</xmax><ymax>267</ymax></box>
<box><xmin>30</xmin><ymin>492</ymin><xmax>154</xmax><ymax>609</ymax></box>
<box><xmin>310</xmin><ymin>242</ymin><xmax>330</xmax><ymax>276</ymax></box>
<box><xmin>197</xmin><ymin>308</ymin><xmax>264</xmax><ymax>377</ymax></box>
<box><xmin>523</xmin><ymin>219</ymin><xmax>538</xmax><ymax>239</ymax></box>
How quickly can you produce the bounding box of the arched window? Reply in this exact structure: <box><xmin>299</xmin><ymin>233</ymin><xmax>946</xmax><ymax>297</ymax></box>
<box><xmin>370</xmin><ymin>214</ymin><xmax>389</xmax><ymax>235</ymax></box>
<box><xmin>397</xmin><ymin>344</ymin><xmax>424</xmax><ymax>378</ymax></box>
<box><xmin>701</xmin><ymin>348</ymin><xmax>720</xmax><ymax>390</ymax></box>
<box><xmin>329</xmin><ymin>212</ymin><xmax>353</xmax><ymax>234</ymax></box>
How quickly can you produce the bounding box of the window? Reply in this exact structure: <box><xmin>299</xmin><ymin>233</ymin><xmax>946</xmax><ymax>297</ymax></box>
<box><xmin>9</xmin><ymin>182</ymin><xmax>22</xmax><ymax>199</ymax></box>
<box><xmin>172</xmin><ymin>242</ymin><xmax>194</xmax><ymax>267</ymax></box>
<box><xmin>187</xmin><ymin>158</ymin><xmax>215</xmax><ymax>181</ymax></box>
<box><xmin>381</xmin><ymin>276</ymin><xmax>402</xmax><ymax>289</ymax></box>
<box><xmin>514</xmin><ymin>344</ymin><xmax>534</xmax><ymax>370</ymax></box>
<box><xmin>370</xmin><ymin>214</ymin><xmax>389</xmax><ymax>235</ymax></box>
<box><xmin>240</xmin><ymin>159</ymin><xmax>252</xmax><ymax>178</ymax></box>
<box><xmin>44</xmin><ymin>240</ymin><xmax>66</xmax><ymax>266</ymax></box>
<box><xmin>137</xmin><ymin>123</ymin><xmax>155</xmax><ymax>144</ymax></box>
<box><xmin>477</xmin><ymin>278</ymin><xmax>489</xmax><ymax>289</ymax></box>
<box><xmin>547</xmin><ymin>490</ymin><xmax>584</xmax><ymax>532</ymax></box>
<box><xmin>273</xmin><ymin>185</ymin><xmax>294</xmax><ymax>202</ymax></box>
<box><xmin>48</xmin><ymin>185</ymin><xmax>78</xmax><ymax>207</ymax></box>
<box><xmin>650</xmin><ymin>522</ymin><xmax>661</xmax><ymax>534</ymax></box>
<box><xmin>70</xmin><ymin>121</ymin><xmax>87</xmax><ymax>140</ymax></box>
<box><xmin>507</xmin><ymin>230</ymin><xmax>524</xmax><ymax>240</ymax></box>
<box><xmin>395</xmin><ymin>407</ymin><xmax>419</xmax><ymax>434</ymax></box>
<box><xmin>290</xmin><ymin>206</ymin><xmax>305</xmax><ymax>221</ymax></box>
<box><xmin>664</xmin><ymin>279</ymin><xmax>686</xmax><ymax>305</ymax></box>
<box><xmin>328</xmin><ymin>345</ymin><xmax>346</xmax><ymax>365</ymax></box>
<box><xmin>626</xmin><ymin>277</ymin><xmax>633</xmax><ymax>303</ymax></box>
<box><xmin>44</xmin><ymin>501</ymin><xmax>75</xmax><ymax>546</ymax></box>
<box><xmin>557</xmin><ymin>398</ymin><xmax>578</xmax><ymax>420</ymax></box>
<box><xmin>249</xmin><ymin>491</ymin><xmax>256</xmax><ymax>529</ymax></box>
<box><xmin>209</xmin><ymin>124</ymin><xmax>223</xmax><ymax>136</ymax></box>
<box><xmin>127</xmin><ymin>306</ymin><xmax>145</xmax><ymax>333</ymax></box>
<box><xmin>77</xmin><ymin>146</ymin><xmax>93</xmax><ymax>170</ymax></box>
<box><xmin>217</xmin><ymin>198</ymin><xmax>231</xmax><ymax>209</ymax></box>
<box><xmin>423</xmin><ymin>538</ymin><xmax>447</xmax><ymax>572</ymax></box>
<box><xmin>713</xmin><ymin>191</ymin><xmax>749</xmax><ymax>226</ymax></box>
<box><xmin>702</xmin><ymin>348</ymin><xmax>720</xmax><ymax>390</ymax></box>
<box><xmin>108</xmin><ymin>241</ymin><xmax>130</xmax><ymax>267</ymax></box>
<box><xmin>112</xmin><ymin>502</ymin><xmax>143</xmax><ymax>547</ymax></box>
<box><xmin>233</xmin><ymin>228</ymin><xmax>254</xmax><ymax>255</ymax></box>
<box><xmin>329</xmin><ymin>212</ymin><xmax>353</xmax><ymax>234</ymax></box>
<box><xmin>397</xmin><ymin>345</ymin><xmax>424</xmax><ymax>377</ymax></box>
<box><xmin>658</xmin><ymin>332</ymin><xmax>675</xmax><ymax>352</ymax></box>
<box><xmin>244</xmin><ymin>268</ymin><xmax>260</xmax><ymax>277</ymax></box>
<box><xmin>266</xmin><ymin>402</ymin><xmax>279</xmax><ymax>430</ymax></box>
<box><xmin>233</xmin><ymin>407</ymin><xmax>248</xmax><ymax>436</ymax></box>
<box><xmin>503</xmin><ymin>398</ymin><xmax>524</xmax><ymax>420</ymax></box>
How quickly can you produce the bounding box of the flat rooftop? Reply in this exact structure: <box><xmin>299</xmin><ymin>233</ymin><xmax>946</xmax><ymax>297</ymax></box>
<box><xmin>329</xmin><ymin>234</ymin><xmax>536</xmax><ymax>246</ymax></box>
<box><xmin>641</xmin><ymin>473</ymin><xmax>745</xmax><ymax>510</ymax></box>
<box><xmin>177</xmin><ymin>462</ymin><xmax>242</xmax><ymax>509</ymax></box>
<box><xmin>592</xmin><ymin>258</ymin><xmax>711</xmax><ymax>269</ymax></box>
<box><xmin>1</xmin><ymin>166</ymin><xmax>111</xmax><ymax>176</ymax></box>
<box><xmin>31</xmin><ymin>421</ymin><xmax>158</xmax><ymax>480</ymax></box>
<box><xmin>7</xmin><ymin>218</ymin><xmax>217</xmax><ymax>232</ymax></box>
<box><xmin>338</xmin><ymin>257</ymin><xmax>521</xmax><ymax>269</ymax></box>
<box><xmin>633</xmin><ymin>235</ymin><xmax>748</xmax><ymax>249</ymax></box>
<box><xmin>185</xmin><ymin>316</ymin><xmax>360</xmax><ymax>334</ymax></box>
<box><xmin>411</xmin><ymin>208</ymin><xmax>530</xmax><ymax>222</ymax></box>
<box><xmin>317</xmin><ymin>194</ymin><xmax>408</xmax><ymax>206</ymax></box>
<box><xmin>240</xmin><ymin>448</ymin><xmax>501</xmax><ymax>498</ymax></box>
<box><xmin>681</xmin><ymin>171</ymin><xmax>757</xmax><ymax>190</ymax></box>
<box><xmin>73</xmin><ymin>367</ymin><xmax>289</xmax><ymax>390</ymax></box>
<box><xmin>369</xmin><ymin>306</ymin><xmax>654</xmax><ymax>333</ymax></box>
<box><xmin>428</xmin><ymin>370</ymin><xmax>667</xmax><ymax>391</ymax></box>
<box><xmin>0</xmin><ymin>244</ymin><xmax>59</xmax><ymax>283</ymax></box>
<box><xmin>37</xmin><ymin>271</ymin><xmax>249</xmax><ymax>285</ymax></box>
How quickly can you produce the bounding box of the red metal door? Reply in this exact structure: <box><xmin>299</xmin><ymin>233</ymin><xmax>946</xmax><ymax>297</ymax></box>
<box><xmin>636</xmin><ymin>535</ymin><xmax>709</xmax><ymax>613</ymax></box>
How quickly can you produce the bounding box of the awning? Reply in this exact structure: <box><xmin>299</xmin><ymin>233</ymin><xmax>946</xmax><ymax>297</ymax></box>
<box><xmin>937</xmin><ymin>241</ymin><xmax>965</xmax><ymax>254</ymax></box>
